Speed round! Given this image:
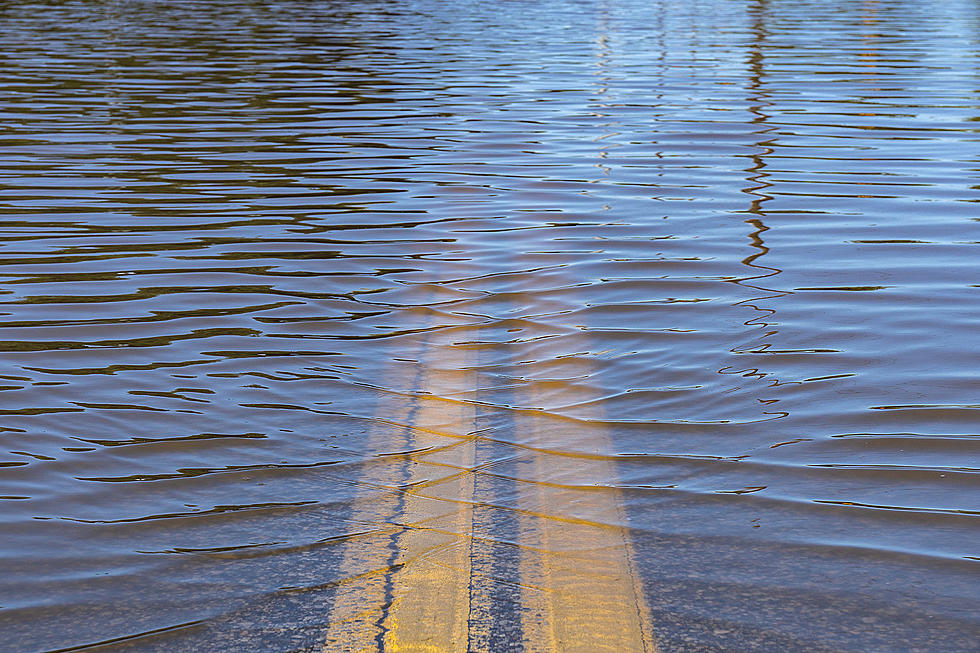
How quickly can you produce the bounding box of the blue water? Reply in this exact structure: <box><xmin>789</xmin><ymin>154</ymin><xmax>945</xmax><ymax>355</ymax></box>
<box><xmin>0</xmin><ymin>0</ymin><xmax>978</xmax><ymax>650</ymax></box>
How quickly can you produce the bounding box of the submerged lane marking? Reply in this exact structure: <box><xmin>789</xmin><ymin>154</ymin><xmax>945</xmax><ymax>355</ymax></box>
<box><xmin>380</xmin><ymin>390</ymin><xmax>477</xmax><ymax>651</ymax></box>
<box><xmin>321</xmin><ymin>325</ymin><xmax>479</xmax><ymax>651</ymax></box>
<box><xmin>321</xmin><ymin>318</ymin><xmax>656</xmax><ymax>651</ymax></box>
<box><xmin>517</xmin><ymin>406</ymin><xmax>658</xmax><ymax>652</ymax></box>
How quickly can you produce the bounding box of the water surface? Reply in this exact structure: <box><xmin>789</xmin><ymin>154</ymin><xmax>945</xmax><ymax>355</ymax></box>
<box><xmin>1</xmin><ymin>0</ymin><xmax>979</xmax><ymax>650</ymax></box>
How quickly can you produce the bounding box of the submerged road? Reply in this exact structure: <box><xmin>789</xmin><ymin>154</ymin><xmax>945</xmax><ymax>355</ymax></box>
<box><xmin>2</xmin><ymin>0</ymin><xmax>980</xmax><ymax>651</ymax></box>
<box><xmin>318</xmin><ymin>276</ymin><xmax>656</xmax><ymax>651</ymax></box>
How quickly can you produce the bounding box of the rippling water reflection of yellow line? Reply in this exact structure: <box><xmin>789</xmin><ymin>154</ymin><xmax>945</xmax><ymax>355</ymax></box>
<box><xmin>320</xmin><ymin>304</ymin><xmax>656</xmax><ymax>651</ymax></box>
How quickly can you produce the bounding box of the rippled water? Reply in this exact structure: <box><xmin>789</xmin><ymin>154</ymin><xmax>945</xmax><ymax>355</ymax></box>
<box><xmin>2</xmin><ymin>0</ymin><xmax>979</xmax><ymax>650</ymax></box>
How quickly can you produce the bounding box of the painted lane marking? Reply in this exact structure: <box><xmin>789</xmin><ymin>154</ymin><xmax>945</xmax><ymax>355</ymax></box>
<box><xmin>321</xmin><ymin>313</ymin><xmax>656</xmax><ymax>651</ymax></box>
<box><xmin>517</xmin><ymin>407</ymin><xmax>658</xmax><ymax>652</ymax></box>
<box><xmin>321</xmin><ymin>325</ymin><xmax>479</xmax><ymax>651</ymax></box>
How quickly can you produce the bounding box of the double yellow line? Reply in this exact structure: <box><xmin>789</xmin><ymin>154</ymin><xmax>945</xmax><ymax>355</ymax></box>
<box><xmin>320</xmin><ymin>297</ymin><xmax>656</xmax><ymax>652</ymax></box>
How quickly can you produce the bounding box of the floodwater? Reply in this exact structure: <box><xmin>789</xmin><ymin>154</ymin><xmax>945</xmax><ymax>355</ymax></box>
<box><xmin>1</xmin><ymin>0</ymin><xmax>979</xmax><ymax>650</ymax></box>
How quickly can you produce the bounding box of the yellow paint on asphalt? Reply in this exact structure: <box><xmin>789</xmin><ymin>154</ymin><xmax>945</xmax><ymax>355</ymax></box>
<box><xmin>321</xmin><ymin>304</ymin><xmax>657</xmax><ymax>651</ymax></box>
<box><xmin>518</xmin><ymin>404</ymin><xmax>657</xmax><ymax>652</ymax></box>
<box><xmin>321</xmin><ymin>317</ymin><xmax>479</xmax><ymax>651</ymax></box>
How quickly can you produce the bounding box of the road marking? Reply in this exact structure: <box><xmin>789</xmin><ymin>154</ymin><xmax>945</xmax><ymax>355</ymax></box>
<box><xmin>321</xmin><ymin>316</ymin><xmax>478</xmax><ymax>651</ymax></box>
<box><xmin>518</xmin><ymin>406</ymin><xmax>657</xmax><ymax>652</ymax></box>
<box><xmin>321</xmin><ymin>307</ymin><xmax>657</xmax><ymax>652</ymax></box>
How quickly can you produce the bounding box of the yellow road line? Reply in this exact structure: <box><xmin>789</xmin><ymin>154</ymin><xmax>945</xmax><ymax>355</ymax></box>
<box><xmin>518</xmin><ymin>406</ymin><xmax>657</xmax><ymax>652</ymax></box>
<box><xmin>322</xmin><ymin>310</ymin><xmax>656</xmax><ymax>652</ymax></box>
<box><xmin>321</xmin><ymin>320</ymin><xmax>478</xmax><ymax>652</ymax></box>
<box><xmin>381</xmin><ymin>395</ymin><xmax>476</xmax><ymax>652</ymax></box>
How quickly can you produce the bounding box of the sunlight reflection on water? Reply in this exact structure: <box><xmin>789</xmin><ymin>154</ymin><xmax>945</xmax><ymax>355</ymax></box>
<box><xmin>0</xmin><ymin>0</ymin><xmax>978</xmax><ymax>650</ymax></box>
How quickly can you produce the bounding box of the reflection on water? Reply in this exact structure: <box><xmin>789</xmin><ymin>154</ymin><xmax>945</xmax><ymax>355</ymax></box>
<box><xmin>1</xmin><ymin>0</ymin><xmax>979</xmax><ymax>650</ymax></box>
